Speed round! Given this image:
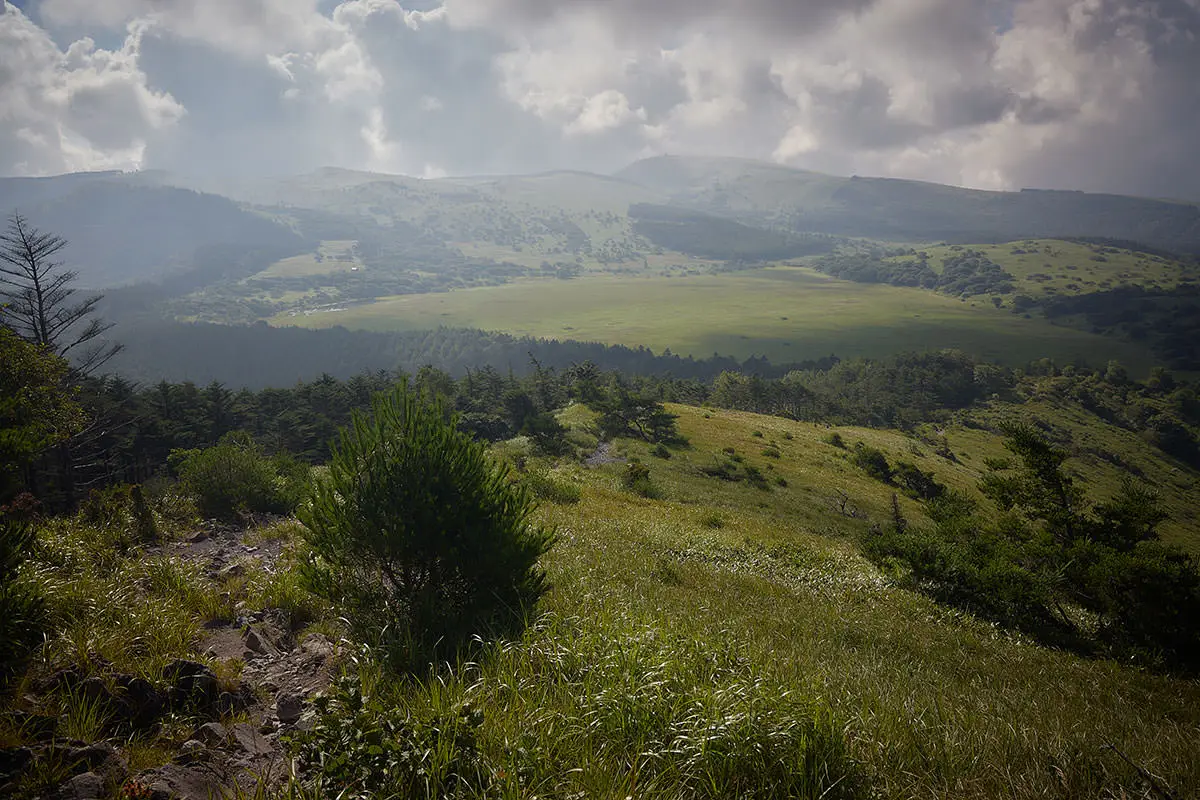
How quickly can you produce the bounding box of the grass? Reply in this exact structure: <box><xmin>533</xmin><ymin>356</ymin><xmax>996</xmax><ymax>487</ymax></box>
<box><xmin>890</xmin><ymin>238</ymin><xmax>1197</xmax><ymax>299</ymax></box>
<box><xmin>4</xmin><ymin>402</ymin><xmax>1198</xmax><ymax>799</ymax></box>
<box><xmin>256</xmin><ymin>240</ymin><xmax>363</xmax><ymax>279</ymax></box>
<box><xmin>272</xmin><ymin>268</ymin><xmax>1157</xmax><ymax>371</ymax></box>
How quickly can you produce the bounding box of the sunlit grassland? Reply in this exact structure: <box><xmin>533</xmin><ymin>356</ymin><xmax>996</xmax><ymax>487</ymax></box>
<box><xmin>493</xmin><ymin>402</ymin><xmax>1200</xmax><ymax>798</ymax></box>
<box><xmin>272</xmin><ymin>268</ymin><xmax>1157</xmax><ymax>370</ymax></box>
<box><xmin>451</xmin><ymin>240</ymin><xmax>721</xmax><ymax>275</ymax></box>
<box><xmin>890</xmin><ymin>238</ymin><xmax>1196</xmax><ymax>298</ymax></box>
<box><xmin>256</xmin><ymin>240</ymin><xmax>363</xmax><ymax>279</ymax></box>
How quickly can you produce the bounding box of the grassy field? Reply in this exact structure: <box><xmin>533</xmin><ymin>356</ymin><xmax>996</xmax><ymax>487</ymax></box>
<box><xmin>503</xmin><ymin>403</ymin><xmax>1200</xmax><ymax>798</ymax></box>
<box><xmin>8</xmin><ymin>401</ymin><xmax>1198</xmax><ymax>799</ymax></box>
<box><xmin>256</xmin><ymin>240</ymin><xmax>363</xmax><ymax>279</ymax></box>
<box><xmin>273</xmin><ymin>267</ymin><xmax>1158</xmax><ymax>371</ymax></box>
<box><xmin>891</xmin><ymin>238</ymin><xmax>1196</xmax><ymax>298</ymax></box>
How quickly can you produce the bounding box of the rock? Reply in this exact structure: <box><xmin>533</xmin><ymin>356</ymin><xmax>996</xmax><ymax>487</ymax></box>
<box><xmin>259</xmin><ymin>719</ymin><xmax>277</xmax><ymax>735</ymax></box>
<box><xmin>195</xmin><ymin>722</ymin><xmax>227</xmax><ymax>748</ymax></box>
<box><xmin>217</xmin><ymin>562</ymin><xmax>246</xmax><ymax>580</ymax></box>
<box><xmin>174</xmin><ymin>740</ymin><xmax>207</xmax><ymax>765</ymax></box>
<box><xmin>185</xmin><ymin>530</ymin><xmax>208</xmax><ymax>543</ymax></box>
<box><xmin>61</xmin><ymin>771</ymin><xmax>105</xmax><ymax>799</ymax></box>
<box><xmin>229</xmin><ymin>723</ymin><xmax>273</xmax><ymax>758</ymax></box>
<box><xmin>242</xmin><ymin>627</ymin><xmax>273</xmax><ymax>656</ymax></box>
<box><xmin>164</xmin><ymin>661</ymin><xmax>218</xmax><ymax>710</ymax></box>
<box><xmin>115</xmin><ymin>675</ymin><xmax>165</xmax><ymax>729</ymax></box>
<box><xmin>275</xmin><ymin>693</ymin><xmax>303</xmax><ymax>725</ymax></box>
<box><xmin>300</xmin><ymin>633</ymin><xmax>334</xmax><ymax>657</ymax></box>
<box><xmin>67</xmin><ymin>743</ymin><xmax>121</xmax><ymax>773</ymax></box>
<box><xmin>149</xmin><ymin>782</ymin><xmax>173</xmax><ymax>800</ymax></box>
<box><xmin>0</xmin><ymin>743</ymin><xmax>32</xmax><ymax>777</ymax></box>
<box><xmin>78</xmin><ymin>676</ymin><xmax>112</xmax><ymax>708</ymax></box>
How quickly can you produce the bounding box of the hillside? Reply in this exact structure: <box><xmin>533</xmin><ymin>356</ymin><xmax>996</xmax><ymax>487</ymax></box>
<box><xmin>617</xmin><ymin>156</ymin><xmax>1200</xmax><ymax>252</ymax></box>
<box><xmin>0</xmin><ymin>174</ymin><xmax>306</xmax><ymax>287</ymax></box>
<box><xmin>4</xmin><ymin>373</ymin><xmax>1199</xmax><ymax>798</ymax></box>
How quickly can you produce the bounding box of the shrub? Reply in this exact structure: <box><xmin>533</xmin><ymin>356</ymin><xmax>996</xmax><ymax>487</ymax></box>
<box><xmin>761</xmin><ymin>446</ymin><xmax>782</xmax><ymax>459</ymax></box>
<box><xmin>522</xmin><ymin>470</ymin><xmax>582</xmax><ymax>505</ymax></box>
<box><xmin>892</xmin><ymin>461</ymin><xmax>944</xmax><ymax>501</ymax></box>
<box><xmin>851</xmin><ymin>442</ymin><xmax>893</xmax><ymax>483</ymax></box>
<box><xmin>650</xmin><ymin>443</ymin><xmax>672</xmax><ymax>459</ymax></box>
<box><xmin>79</xmin><ymin>484</ymin><xmax>158</xmax><ymax>543</ymax></box>
<box><xmin>299</xmin><ymin>382</ymin><xmax>555</xmax><ymax>663</ymax></box>
<box><xmin>824</xmin><ymin>432</ymin><xmax>845</xmax><ymax>448</ymax></box>
<box><xmin>621</xmin><ymin>461</ymin><xmax>661</xmax><ymax>499</ymax></box>
<box><xmin>0</xmin><ymin>501</ymin><xmax>44</xmax><ymax>675</ymax></box>
<box><xmin>172</xmin><ymin>433</ymin><xmax>306</xmax><ymax>520</ymax></box>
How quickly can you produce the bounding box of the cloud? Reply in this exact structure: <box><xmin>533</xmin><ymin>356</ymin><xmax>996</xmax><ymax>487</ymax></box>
<box><xmin>1</xmin><ymin>0</ymin><xmax>1198</xmax><ymax>199</ymax></box>
<box><xmin>0</xmin><ymin>4</ymin><xmax>183</xmax><ymax>175</ymax></box>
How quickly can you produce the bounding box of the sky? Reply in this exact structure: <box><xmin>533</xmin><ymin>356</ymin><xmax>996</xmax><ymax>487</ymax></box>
<box><xmin>1</xmin><ymin>0</ymin><xmax>1198</xmax><ymax>199</ymax></box>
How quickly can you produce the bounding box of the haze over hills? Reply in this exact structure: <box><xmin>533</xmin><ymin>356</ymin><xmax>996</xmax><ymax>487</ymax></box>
<box><xmin>4</xmin><ymin>155</ymin><xmax>1200</xmax><ymax>383</ymax></box>
<box><xmin>3</xmin><ymin>155</ymin><xmax>1199</xmax><ymax>291</ymax></box>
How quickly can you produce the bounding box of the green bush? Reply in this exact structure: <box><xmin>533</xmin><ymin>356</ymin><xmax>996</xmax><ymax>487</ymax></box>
<box><xmin>522</xmin><ymin>470</ymin><xmax>582</xmax><ymax>504</ymax></box>
<box><xmin>621</xmin><ymin>461</ymin><xmax>661</xmax><ymax>499</ymax></box>
<box><xmin>288</xmin><ymin>674</ymin><xmax>491</xmax><ymax>799</ymax></box>
<box><xmin>866</xmin><ymin>427</ymin><xmax>1200</xmax><ymax>670</ymax></box>
<box><xmin>0</xmin><ymin>500</ymin><xmax>44</xmax><ymax>675</ymax></box>
<box><xmin>851</xmin><ymin>442</ymin><xmax>893</xmax><ymax>483</ymax></box>
<box><xmin>171</xmin><ymin>433</ymin><xmax>308</xmax><ymax>520</ymax></box>
<box><xmin>299</xmin><ymin>382</ymin><xmax>555</xmax><ymax>663</ymax></box>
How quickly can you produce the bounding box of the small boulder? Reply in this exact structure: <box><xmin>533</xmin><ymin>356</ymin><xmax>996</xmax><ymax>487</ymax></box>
<box><xmin>300</xmin><ymin>633</ymin><xmax>334</xmax><ymax>657</ymax></box>
<box><xmin>67</xmin><ymin>743</ymin><xmax>123</xmax><ymax>775</ymax></box>
<box><xmin>275</xmin><ymin>693</ymin><xmax>303</xmax><ymax>725</ymax></box>
<box><xmin>61</xmin><ymin>771</ymin><xmax>105</xmax><ymax>799</ymax></box>
<box><xmin>164</xmin><ymin>661</ymin><xmax>218</xmax><ymax>710</ymax></box>
<box><xmin>195</xmin><ymin>722</ymin><xmax>227</xmax><ymax>748</ymax></box>
<box><xmin>116</xmin><ymin>675</ymin><xmax>165</xmax><ymax>729</ymax></box>
<box><xmin>242</xmin><ymin>627</ymin><xmax>274</xmax><ymax>657</ymax></box>
<box><xmin>229</xmin><ymin>723</ymin><xmax>273</xmax><ymax>758</ymax></box>
<box><xmin>217</xmin><ymin>562</ymin><xmax>246</xmax><ymax>580</ymax></box>
<box><xmin>174</xmin><ymin>740</ymin><xmax>207</xmax><ymax>765</ymax></box>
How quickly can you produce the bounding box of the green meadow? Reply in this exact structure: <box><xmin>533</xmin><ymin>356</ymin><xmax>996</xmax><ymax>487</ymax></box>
<box><xmin>892</xmin><ymin>238</ymin><xmax>1195</xmax><ymax>298</ymax></box>
<box><xmin>274</xmin><ymin>267</ymin><xmax>1157</xmax><ymax>370</ymax></box>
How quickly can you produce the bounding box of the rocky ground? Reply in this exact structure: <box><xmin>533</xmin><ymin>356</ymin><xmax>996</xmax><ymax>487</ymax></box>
<box><xmin>0</xmin><ymin>518</ymin><xmax>341</xmax><ymax>800</ymax></box>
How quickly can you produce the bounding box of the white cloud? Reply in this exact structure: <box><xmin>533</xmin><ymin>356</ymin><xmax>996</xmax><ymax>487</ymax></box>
<box><xmin>0</xmin><ymin>5</ymin><xmax>183</xmax><ymax>175</ymax></box>
<box><xmin>1</xmin><ymin>0</ymin><xmax>1196</xmax><ymax>199</ymax></box>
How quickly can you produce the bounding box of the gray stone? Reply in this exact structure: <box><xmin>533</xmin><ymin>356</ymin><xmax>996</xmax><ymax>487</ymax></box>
<box><xmin>229</xmin><ymin>723</ymin><xmax>273</xmax><ymax>758</ymax></box>
<box><xmin>174</xmin><ymin>740</ymin><xmax>208</xmax><ymax>765</ymax></box>
<box><xmin>217</xmin><ymin>562</ymin><xmax>245</xmax><ymax>580</ymax></box>
<box><xmin>62</xmin><ymin>771</ymin><xmax>104</xmax><ymax>799</ymax></box>
<box><xmin>195</xmin><ymin>722</ymin><xmax>227</xmax><ymax>747</ymax></box>
<box><xmin>243</xmin><ymin>627</ymin><xmax>270</xmax><ymax>656</ymax></box>
<box><xmin>67</xmin><ymin>743</ymin><xmax>120</xmax><ymax>774</ymax></box>
<box><xmin>275</xmin><ymin>693</ymin><xmax>303</xmax><ymax>725</ymax></box>
<box><xmin>300</xmin><ymin>633</ymin><xmax>334</xmax><ymax>657</ymax></box>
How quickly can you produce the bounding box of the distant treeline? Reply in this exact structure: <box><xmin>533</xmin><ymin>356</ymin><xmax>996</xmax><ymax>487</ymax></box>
<box><xmin>61</xmin><ymin>348</ymin><xmax>1200</xmax><ymax>501</ymax></box>
<box><xmin>814</xmin><ymin>248</ymin><xmax>1016</xmax><ymax>296</ymax></box>
<box><xmin>100</xmin><ymin>321</ymin><xmax>838</xmax><ymax>389</ymax></box>
<box><xmin>629</xmin><ymin>204</ymin><xmax>837</xmax><ymax>262</ymax></box>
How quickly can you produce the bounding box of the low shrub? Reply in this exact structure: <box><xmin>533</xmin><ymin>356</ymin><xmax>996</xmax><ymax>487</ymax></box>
<box><xmin>621</xmin><ymin>461</ymin><xmax>661</xmax><ymax>499</ymax></box>
<box><xmin>171</xmin><ymin>433</ymin><xmax>310</xmax><ymax>520</ymax></box>
<box><xmin>300</xmin><ymin>382</ymin><xmax>555</xmax><ymax>664</ymax></box>
<box><xmin>522</xmin><ymin>471</ymin><xmax>583</xmax><ymax>505</ymax></box>
<box><xmin>850</xmin><ymin>442</ymin><xmax>893</xmax><ymax>483</ymax></box>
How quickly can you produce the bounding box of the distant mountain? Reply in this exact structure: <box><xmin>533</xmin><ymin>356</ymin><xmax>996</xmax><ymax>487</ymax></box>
<box><xmin>616</xmin><ymin>156</ymin><xmax>1200</xmax><ymax>254</ymax></box>
<box><xmin>0</xmin><ymin>173</ymin><xmax>306</xmax><ymax>288</ymax></box>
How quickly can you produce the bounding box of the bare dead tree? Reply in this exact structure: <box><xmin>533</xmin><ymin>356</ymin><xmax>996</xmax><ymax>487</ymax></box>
<box><xmin>0</xmin><ymin>211</ymin><xmax>122</xmax><ymax>375</ymax></box>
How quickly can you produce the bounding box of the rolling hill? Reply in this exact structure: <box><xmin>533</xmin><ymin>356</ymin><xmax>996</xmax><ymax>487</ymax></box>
<box><xmin>617</xmin><ymin>155</ymin><xmax>1200</xmax><ymax>252</ymax></box>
